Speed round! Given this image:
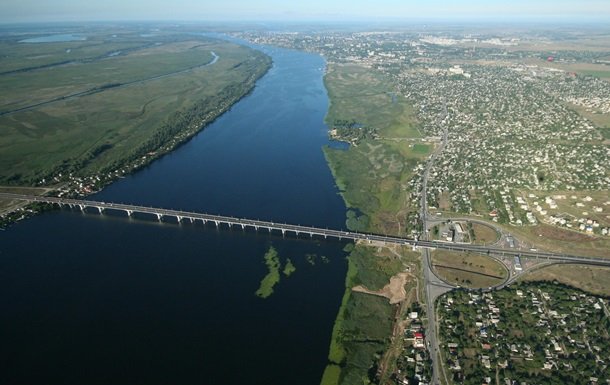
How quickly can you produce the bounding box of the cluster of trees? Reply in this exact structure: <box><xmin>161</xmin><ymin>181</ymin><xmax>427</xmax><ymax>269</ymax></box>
<box><xmin>332</xmin><ymin>119</ymin><xmax>377</xmax><ymax>144</ymax></box>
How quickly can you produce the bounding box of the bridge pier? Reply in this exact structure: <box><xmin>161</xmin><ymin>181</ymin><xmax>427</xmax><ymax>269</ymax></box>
<box><xmin>177</xmin><ymin>216</ymin><xmax>182</xmax><ymax>223</ymax></box>
<box><xmin>2</xmin><ymin>193</ymin><xmax>610</xmax><ymax>270</ymax></box>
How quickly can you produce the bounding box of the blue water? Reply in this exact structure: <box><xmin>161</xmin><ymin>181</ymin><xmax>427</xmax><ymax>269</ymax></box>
<box><xmin>20</xmin><ymin>34</ymin><xmax>86</xmax><ymax>43</ymax></box>
<box><xmin>327</xmin><ymin>140</ymin><xmax>351</xmax><ymax>150</ymax></box>
<box><xmin>0</xmin><ymin>41</ymin><xmax>347</xmax><ymax>384</ymax></box>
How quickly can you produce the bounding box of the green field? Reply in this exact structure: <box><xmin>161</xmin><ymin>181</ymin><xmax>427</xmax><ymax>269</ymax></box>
<box><xmin>0</xmin><ymin>31</ymin><xmax>271</xmax><ymax>186</ymax></box>
<box><xmin>323</xmin><ymin>62</ymin><xmax>428</xmax><ymax>236</ymax></box>
<box><xmin>0</xmin><ymin>41</ymin><xmax>215</xmax><ymax>111</ymax></box>
<box><xmin>576</xmin><ymin>69</ymin><xmax>610</xmax><ymax>80</ymax></box>
<box><xmin>325</xmin><ymin>63</ymin><xmax>421</xmax><ymax>139</ymax></box>
<box><xmin>324</xmin><ymin>141</ymin><xmax>424</xmax><ymax>235</ymax></box>
<box><xmin>322</xmin><ymin>244</ymin><xmax>405</xmax><ymax>385</ymax></box>
<box><xmin>0</xmin><ymin>24</ymin><xmax>185</xmax><ymax>74</ymax></box>
<box><xmin>321</xmin><ymin>62</ymin><xmax>429</xmax><ymax>385</ymax></box>
<box><xmin>431</xmin><ymin>251</ymin><xmax>508</xmax><ymax>288</ymax></box>
<box><xmin>522</xmin><ymin>264</ymin><xmax>610</xmax><ymax>297</ymax></box>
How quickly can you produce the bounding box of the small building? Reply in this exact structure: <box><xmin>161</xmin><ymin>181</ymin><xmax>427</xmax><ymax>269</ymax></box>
<box><xmin>514</xmin><ymin>256</ymin><xmax>523</xmax><ymax>271</ymax></box>
<box><xmin>414</xmin><ymin>332</ymin><xmax>425</xmax><ymax>349</ymax></box>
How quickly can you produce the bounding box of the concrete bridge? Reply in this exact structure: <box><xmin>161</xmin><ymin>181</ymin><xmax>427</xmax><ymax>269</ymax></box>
<box><xmin>2</xmin><ymin>192</ymin><xmax>609</xmax><ymax>266</ymax></box>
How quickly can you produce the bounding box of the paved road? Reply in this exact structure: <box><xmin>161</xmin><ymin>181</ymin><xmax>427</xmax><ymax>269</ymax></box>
<box><xmin>4</xmin><ymin>189</ymin><xmax>610</xmax><ymax>385</ymax></box>
<box><xmin>2</xmin><ymin>193</ymin><xmax>608</xmax><ymax>265</ymax></box>
<box><xmin>419</xmin><ymin>100</ymin><xmax>449</xmax><ymax>385</ymax></box>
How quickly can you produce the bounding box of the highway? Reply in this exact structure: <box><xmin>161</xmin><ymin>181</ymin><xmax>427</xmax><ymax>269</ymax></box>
<box><xmin>3</xmin><ymin>190</ymin><xmax>609</xmax><ymax>385</ymax></box>
<box><xmin>2</xmin><ymin>192</ymin><xmax>608</xmax><ymax>266</ymax></box>
<box><xmin>418</xmin><ymin>99</ymin><xmax>449</xmax><ymax>385</ymax></box>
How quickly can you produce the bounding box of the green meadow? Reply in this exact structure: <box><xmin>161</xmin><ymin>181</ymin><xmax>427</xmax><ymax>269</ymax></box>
<box><xmin>0</xmin><ymin>31</ymin><xmax>271</xmax><ymax>185</ymax></box>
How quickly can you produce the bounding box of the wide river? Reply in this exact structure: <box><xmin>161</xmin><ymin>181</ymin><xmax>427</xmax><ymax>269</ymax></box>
<box><xmin>0</xmin><ymin>40</ymin><xmax>348</xmax><ymax>384</ymax></box>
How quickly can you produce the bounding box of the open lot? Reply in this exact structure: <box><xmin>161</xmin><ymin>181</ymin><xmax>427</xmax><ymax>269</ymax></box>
<box><xmin>431</xmin><ymin>250</ymin><xmax>508</xmax><ymax>288</ymax></box>
<box><xmin>505</xmin><ymin>222</ymin><xmax>610</xmax><ymax>259</ymax></box>
<box><xmin>471</xmin><ymin>223</ymin><xmax>499</xmax><ymax>245</ymax></box>
<box><xmin>522</xmin><ymin>264</ymin><xmax>610</xmax><ymax>297</ymax></box>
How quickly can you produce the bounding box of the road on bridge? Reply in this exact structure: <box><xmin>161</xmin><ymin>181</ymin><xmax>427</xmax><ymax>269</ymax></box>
<box><xmin>2</xmin><ymin>192</ymin><xmax>608</xmax><ymax>266</ymax></box>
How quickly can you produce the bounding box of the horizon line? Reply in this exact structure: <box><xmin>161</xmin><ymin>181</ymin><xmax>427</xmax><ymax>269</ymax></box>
<box><xmin>2</xmin><ymin>16</ymin><xmax>610</xmax><ymax>26</ymax></box>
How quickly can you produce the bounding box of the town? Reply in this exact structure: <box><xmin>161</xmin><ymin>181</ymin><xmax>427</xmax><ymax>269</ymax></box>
<box><xmin>437</xmin><ymin>282</ymin><xmax>610</xmax><ymax>385</ymax></box>
<box><xmin>237</xmin><ymin>28</ymin><xmax>610</xmax><ymax>385</ymax></box>
<box><xmin>237</xmin><ymin>29</ymin><xmax>610</xmax><ymax>237</ymax></box>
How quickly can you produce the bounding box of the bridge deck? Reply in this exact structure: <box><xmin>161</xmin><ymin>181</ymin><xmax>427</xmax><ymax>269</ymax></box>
<box><xmin>2</xmin><ymin>192</ymin><xmax>608</xmax><ymax>266</ymax></box>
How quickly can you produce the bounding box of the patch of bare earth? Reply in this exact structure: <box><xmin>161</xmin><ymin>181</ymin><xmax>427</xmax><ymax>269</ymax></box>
<box><xmin>352</xmin><ymin>272</ymin><xmax>410</xmax><ymax>304</ymax></box>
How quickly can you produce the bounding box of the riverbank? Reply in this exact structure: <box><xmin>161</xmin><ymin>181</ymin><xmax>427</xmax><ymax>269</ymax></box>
<box><xmin>320</xmin><ymin>62</ymin><xmax>428</xmax><ymax>385</ymax></box>
<box><xmin>0</xmin><ymin>28</ymin><xmax>348</xmax><ymax>385</ymax></box>
<box><xmin>0</xmin><ymin>37</ymin><xmax>272</xmax><ymax>228</ymax></box>
<box><xmin>321</xmin><ymin>244</ymin><xmax>403</xmax><ymax>385</ymax></box>
<box><xmin>0</xmin><ymin>31</ymin><xmax>273</xmax><ymax>182</ymax></box>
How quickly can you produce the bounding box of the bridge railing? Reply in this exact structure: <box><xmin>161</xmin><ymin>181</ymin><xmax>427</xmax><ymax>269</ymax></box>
<box><xmin>2</xmin><ymin>192</ymin><xmax>609</xmax><ymax>265</ymax></box>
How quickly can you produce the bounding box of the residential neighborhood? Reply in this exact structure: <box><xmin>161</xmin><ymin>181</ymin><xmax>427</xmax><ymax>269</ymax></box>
<box><xmin>438</xmin><ymin>283</ymin><xmax>610</xmax><ymax>385</ymax></box>
<box><xmin>240</xmin><ymin>29</ymin><xmax>610</xmax><ymax>236</ymax></box>
<box><xmin>393</xmin><ymin>304</ymin><xmax>434</xmax><ymax>385</ymax></box>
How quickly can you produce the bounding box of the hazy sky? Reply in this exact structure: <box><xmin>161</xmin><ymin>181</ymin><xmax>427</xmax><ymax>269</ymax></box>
<box><xmin>2</xmin><ymin>0</ymin><xmax>609</xmax><ymax>23</ymax></box>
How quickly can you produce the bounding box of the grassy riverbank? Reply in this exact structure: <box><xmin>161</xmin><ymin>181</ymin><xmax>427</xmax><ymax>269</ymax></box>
<box><xmin>321</xmin><ymin>62</ymin><xmax>429</xmax><ymax>385</ymax></box>
<box><xmin>0</xmin><ymin>28</ymin><xmax>271</xmax><ymax>189</ymax></box>
<box><xmin>323</xmin><ymin>63</ymin><xmax>429</xmax><ymax>237</ymax></box>
<box><xmin>321</xmin><ymin>244</ymin><xmax>405</xmax><ymax>385</ymax></box>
